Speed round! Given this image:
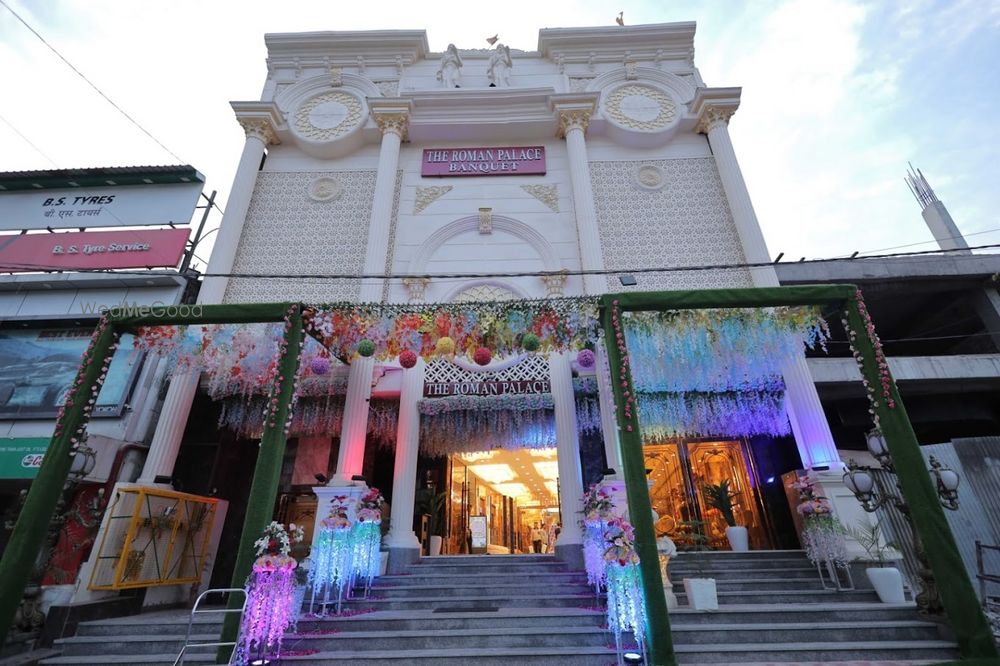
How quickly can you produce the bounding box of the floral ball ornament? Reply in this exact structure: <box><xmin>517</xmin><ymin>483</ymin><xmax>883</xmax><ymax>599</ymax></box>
<box><xmin>577</xmin><ymin>348</ymin><xmax>596</xmax><ymax>369</ymax></box>
<box><xmin>357</xmin><ymin>339</ymin><xmax>376</xmax><ymax>358</ymax></box>
<box><xmin>310</xmin><ymin>356</ymin><xmax>331</xmax><ymax>376</ymax></box>
<box><xmin>435</xmin><ymin>336</ymin><xmax>456</xmax><ymax>357</ymax></box>
<box><xmin>473</xmin><ymin>347</ymin><xmax>492</xmax><ymax>366</ymax></box>
<box><xmin>522</xmin><ymin>333</ymin><xmax>540</xmax><ymax>352</ymax></box>
<box><xmin>399</xmin><ymin>349</ymin><xmax>418</xmax><ymax>369</ymax></box>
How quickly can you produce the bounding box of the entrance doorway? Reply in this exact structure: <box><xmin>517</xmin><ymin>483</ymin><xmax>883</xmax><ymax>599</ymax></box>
<box><xmin>645</xmin><ymin>439</ymin><xmax>773</xmax><ymax>550</ymax></box>
<box><xmin>443</xmin><ymin>448</ymin><xmax>561</xmax><ymax>555</ymax></box>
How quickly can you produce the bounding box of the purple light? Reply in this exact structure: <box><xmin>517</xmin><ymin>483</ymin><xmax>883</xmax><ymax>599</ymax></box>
<box><xmin>237</xmin><ymin>556</ymin><xmax>297</xmax><ymax>664</ymax></box>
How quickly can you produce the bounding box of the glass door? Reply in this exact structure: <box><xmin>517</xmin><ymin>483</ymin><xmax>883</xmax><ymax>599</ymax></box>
<box><xmin>644</xmin><ymin>439</ymin><xmax>772</xmax><ymax>550</ymax></box>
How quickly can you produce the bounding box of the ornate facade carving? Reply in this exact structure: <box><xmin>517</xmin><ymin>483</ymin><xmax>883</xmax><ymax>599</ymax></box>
<box><xmin>307</xmin><ymin>176</ymin><xmax>344</xmax><ymax>202</ymax></box>
<box><xmin>520</xmin><ymin>184</ymin><xmax>559</xmax><ymax>212</ymax></box>
<box><xmin>374</xmin><ymin>111</ymin><xmax>409</xmax><ymax>140</ymax></box>
<box><xmin>557</xmin><ymin>109</ymin><xmax>591</xmax><ymax>137</ymax></box>
<box><xmin>590</xmin><ymin>158</ymin><xmax>752</xmax><ymax>291</ymax></box>
<box><xmin>329</xmin><ymin>66</ymin><xmax>343</xmax><ymax>87</ymax></box>
<box><xmin>376</xmin><ymin>80</ymin><xmax>399</xmax><ymax>97</ymax></box>
<box><xmin>569</xmin><ymin>77</ymin><xmax>593</xmax><ymax>92</ymax></box>
<box><xmin>380</xmin><ymin>170</ymin><xmax>404</xmax><ymax>302</ymax></box>
<box><xmin>478</xmin><ymin>207</ymin><xmax>493</xmax><ymax>234</ymax></box>
<box><xmin>225</xmin><ymin>171</ymin><xmax>377</xmax><ymax>304</ymax></box>
<box><xmin>239</xmin><ymin>118</ymin><xmax>279</xmax><ymax>145</ymax></box>
<box><xmin>603</xmin><ymin>83</ymin><xmax>677</xmax><ymax>131</ymax></box>
<box><xmin>624</xmin><ymin>60</ymin><xmax>638</xmax><ymax>80</ymax></box>
<box><xmin>541</xmin><ymin>271</ymin><xmax>568</xmax><ymax>296</ymax></box>
<box><xmin>401</xmin><ymin>277</ymin><xmax>430</xmax><ymax>303</ymax></box>
<box><xmin>292</xmin><ymin>91</ymin><xmax>363</xmax><ymax>141</ymax></box>
<box><xmin>695</xmin><ymin>104</ymin><xmax>736</xmax><ymax>134</ymax></box>
<box><xmin>413</xmin><ymin>185</ymin><xmax>452</xmax><ymax>214</ymax></box>
<box><xmin>635</xmin><ymin>165</ymin><xmax>666</xmax><ymax>191</ymax></box>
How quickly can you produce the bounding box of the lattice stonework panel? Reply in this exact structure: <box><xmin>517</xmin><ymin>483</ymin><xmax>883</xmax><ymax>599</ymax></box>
<box><xmin>425</xmin><ymin>354</ymin><xmax>551</xmax><ymax>384</ymax></box>
<box><xmin>590</xmin><ymin>158</ymin><xmax>753</xmax><ymax>291</ymax></box>
<box><xmin>225</xmin><ymin>171</ymin><xmax>376</xmax><ymax>304</ymax></box>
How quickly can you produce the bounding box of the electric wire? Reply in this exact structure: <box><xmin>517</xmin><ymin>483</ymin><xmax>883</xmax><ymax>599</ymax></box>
<box><xmin>0</xmin><ymin>0</ymin><xmax>185</xmax><ymax>164</ymax></box>
<box><xmin>0</xmin><ymin>111</ymin><xmax>59</xmax><ymax>168</ymax></box>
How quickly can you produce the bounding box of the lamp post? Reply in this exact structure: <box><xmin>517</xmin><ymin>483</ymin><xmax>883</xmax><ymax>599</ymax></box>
<box><xmin>842</xmin><ymin>429</ymin><xmax>962</xmax><ymax>615</ymax></box>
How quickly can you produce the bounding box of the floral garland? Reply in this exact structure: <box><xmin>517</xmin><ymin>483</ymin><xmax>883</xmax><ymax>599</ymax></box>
<box><xmin>637</xmin><ymin>387</ymin><xmax>789</xmax><ymax>440</ymax></box>
<box><xmin>238</xmin><ymin>522</ymin><xmax>303</xmax><ymax>664</ymax></box>
<box><xmin>357</xmin><ymin>488</ymin><xmax>385</xmax><ymax>523</ymax></box>
<box><xmin>842</xmin><ymin>289</ymin><xmax>895</xmax><ymax>432</ymax></box>
<box><xmin>575</xmin><ymin>393</ymin><xmax>602</xmax><ymax>434</ymax></box>
<box><xmin>608</xmin><ymin>299</ymin><xmax>639</xmax><ymax>436</ymax></box>
<box><xmin>418</xmin><ymin>393</ymin><xmax>554</xmax><ymax>415</ymax></box>
<box><xmin>602</xmin><ymin>516</ymin><xmax>646</xmax><ymax>658</ymax></box>
<box><xmin>54</xmin><ymin>315</ymin><xmax>120</xmax><ymax>447</ymax></box>
<box><xmin>217</xmin><ymin>395</ymin><xmax>398</xmax><ymax>443</ymax></box>
<box><xmin>623</xmin><ymin>307</ymin><xmax>828</xmax><ymax>393</ymax></box>
<box><xmin>303</xmin><ymin>297</ymin><xmax>602</xmax><ymax>363</ymax></box>
<box><xmin>581</xmin><ymin>484</ymin><xmax>615</xmax><ymax>595</ymax></box>
<box><xmin>791</xmin><ymin>474</ymin><xmax>847</xmax><ymax>567</ymax></box>
<box><xmin>418</xmin><ymin>406</ymin><xmax>556</xmax><ymax>457</ymax></box>
<box><xmin>309</xmin><ymin>502</ymin><xmax>354</xmax><ymax>615</ymax></box>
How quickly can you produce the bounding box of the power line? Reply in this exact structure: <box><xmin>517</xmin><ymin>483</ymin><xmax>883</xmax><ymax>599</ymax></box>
<box><xmin>0</xmin><ymin>111</ymin><xmax>59</xmax><ymax>167</ymax></box>
<box><xmin>0</xmin><ymin>0</ymin><xmax>185</xmax><ymax>163</ymax></box>
<box><xmin>3</xmin><ymin>240</ymin><xmax>1000</xmax><ymax>281</ymax></box>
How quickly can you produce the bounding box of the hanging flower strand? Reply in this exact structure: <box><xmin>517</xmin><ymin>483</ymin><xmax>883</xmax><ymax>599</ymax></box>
<box><xmin>842</xmin><ymin>289</ymin><xmax>894</xmax><ymax>434</ymax></box>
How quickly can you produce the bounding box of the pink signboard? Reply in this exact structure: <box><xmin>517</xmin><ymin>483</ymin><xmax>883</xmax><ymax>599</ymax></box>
<box><xmin>0</xmin><ymin>228</ymin><xmax>190</xmax><ymax>272</ymax></box>
<box><xmin>422</xmin><ymin>146</ymin><xmax>546</xmax><ymax>177</ymax></box>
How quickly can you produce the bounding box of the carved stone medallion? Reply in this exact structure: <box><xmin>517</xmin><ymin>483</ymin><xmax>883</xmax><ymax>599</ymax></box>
<box><xmin>604</xmin><ymin>84</ymin><xmax>677</xmax><ymax>132</ymax></box>
<box><xmin>293</xmin><ymin>91</ymin><xmax>363</xmax><ymax>141</ymax></box>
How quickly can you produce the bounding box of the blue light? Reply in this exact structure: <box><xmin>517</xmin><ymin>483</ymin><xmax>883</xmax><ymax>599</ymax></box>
<box><xmin>766</xmin><ymin>476</ymin><xmax>776</xmax><ymax>484</ymax></box>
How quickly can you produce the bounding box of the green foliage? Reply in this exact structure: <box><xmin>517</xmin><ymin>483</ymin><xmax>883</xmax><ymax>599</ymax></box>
<box><xmin>848</xmin><ymin>520</ymin><xmax>896</xmax><ymax>567</ymax></box>
<box><xmin>702</xmin><ymin>480</ymin><xmax>738</xmax><ymax>527</ymax></box>
<box><xmin>416</xmin><ymin>489</ymin><xmax>448</xmax><ymax>537</ymax></box>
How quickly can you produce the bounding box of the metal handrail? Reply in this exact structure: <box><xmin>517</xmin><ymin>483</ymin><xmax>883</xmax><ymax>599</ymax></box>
<box><xmin>173</xmin><ymin>587</ymin><xmax>247</xmax><ymax>666</ymax></box>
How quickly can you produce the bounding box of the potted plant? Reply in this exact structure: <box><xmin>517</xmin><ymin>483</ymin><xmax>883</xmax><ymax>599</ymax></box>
<box><xmin>427</xmin><ymin>493</ymin><xmax>448</xmax><ymax>555</ymax></box>
<box><xmin>850</xmin><ymin>520</ymin><xmax>905</xmax><ymax>603</ymax></box>
<box><xmin>703</xmin><ymin>480</ymin><xmax>748</xmax><ymax>552</ymax></box>
<box><xmin>677</xmin><ymin>519</ymin><xmax>718</xmax><ymax>611</ymax></box>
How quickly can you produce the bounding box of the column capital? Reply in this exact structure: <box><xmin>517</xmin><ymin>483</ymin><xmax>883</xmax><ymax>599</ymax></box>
<box><xmin>401</xmin><ymin>277</ymin><xmax>430</xmax><ymax>303</ymax></box>
<box><xmin>370</xmin><ymin>99</ymin><xmax>413</xmax><ymax>141</ymax></box>
<box><xmin>688</xmin><ymin>86</ymin><xmax>741</xmax><ymax>135</ymax></box>
<box><xmin>549</xmin><ymin>92</ymin><xmax>599</xmax><ymax>139</ymax></box>
<box><xmin>541</xmin><ymin>270</ymin><xmax>568</xmax><ymax>296</ymax></box>
<box><xmin>695</xmin><ymin>104</ymin><xmax>737</xmax><ymax>134</ymax></box>
<box><xmin>231</xmin><ymin>101</ymin><xmax>284</xmax><ymax>145</ymax></box>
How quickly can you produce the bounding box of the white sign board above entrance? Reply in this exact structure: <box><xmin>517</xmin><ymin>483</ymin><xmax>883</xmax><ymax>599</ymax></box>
<box><xmin>0</xmin><ymin>182</ymin><xmax>202</xmax><ymax>231</ymax></box>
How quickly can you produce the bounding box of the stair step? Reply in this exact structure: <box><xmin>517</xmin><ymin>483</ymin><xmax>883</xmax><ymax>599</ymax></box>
<box><xmin>53</xmin><ymin>635</ymin><xmax>216</xmax><ymax>657</ymax></box>
<box><xmin>673</xmin><ymin>640</ymin><xmax>958</xmax><ymax>663</ymax></box>
<box><xmin>339</xmin><ymin>593</ymin><xmax>596</xmax><ymax>611</ymax></box>
<box><xmin>671</xmin><ymin>578</ymin><xmax>828</xmax><ymax>592</ymax></box>
<box><xmin>296</xmin><ymin>608</ymin><xmax>606</xmax><ymax>632</ymax></box>
<box><xmin>267</xmin><ymin>645</ymin><xmax>621</xmax><ymax>665</ymax></box>
<box><xmin>674</xmin><ymin>588</ymin><xmax>880</xmax><ymax>604</ymax></box>
<box><xmin>41</xmin><ymin>655</ymin><xmax>214</xmax><ymax>665</ymax></box>
<box><xmin>284</xmin><ymin>625</ymin><xmax>616</xmax><ymax>651</ymax></box>
<box><xmin>369</xmin><ymin>582</ymin><xmax>592</xmax><ymax>598</ymax></box>
<box><xmin>669</xmin><ymin>620</ymin><xmax>943</xmax><ymax>644</ymax></box>
<box><xmin>668</xmin><ymin>602</ymin><xmax>923</xmax><ymax>624</ymax></box>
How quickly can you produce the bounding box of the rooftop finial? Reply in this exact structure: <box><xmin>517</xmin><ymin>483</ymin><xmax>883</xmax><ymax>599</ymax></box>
<box><xmin>904</xmin><ymin>162</ymin><xmax>939</xmax><ymax>211</ymax></box>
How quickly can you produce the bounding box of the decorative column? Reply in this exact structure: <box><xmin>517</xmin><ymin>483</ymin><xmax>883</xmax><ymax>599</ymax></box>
<box><xmin>696</xmin><ymin>97</ymin><xmax>840</xmax><ymax>470</ymax></box>
<box><xmin>552</xmin><ymin>94</ymin><xmax>605</xmax><ymax>296</ymax></box>
<box><xmin>595</xmin><ymin>347</ymin><xmax>624</xmax><ymax>479</ymax></box>
<box><xmin>138</xmin><ymin>107</ymin><xmax>281</xmax><ymax>485</ymax></box>
<box><xmin>385</xmin><ymin>359</ymin><xmax>425</xmax><ymax>571</ymax></box>
<box><xmin>359</xmin><ymin>101</ymin><xmax>411</xmax><ymax>302</ymax></box>
<box><xmin>549</xmin><ymin>352</ymin><xmax>584</xmax><ymax>564</ymax></box>
<box><xmin>331</xmin><ymin>356</ymin><xmax>376</xmax><ymax>484</ymax></box>
<box><xmin>401</xmin><ymin>277</ymin><xmax>430</xmax><ymax>303</ymax></box>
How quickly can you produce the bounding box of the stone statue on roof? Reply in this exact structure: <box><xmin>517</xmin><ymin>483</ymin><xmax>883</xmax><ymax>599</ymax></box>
<box><xmin>487</xmin><ymin>43</ymin><xmax>512</xmax><ymax>88</ymax></box>
<box><xmin>437</xmin><ymin>44</ymin><xmax>463</xmax><ymax>88</ymax></box>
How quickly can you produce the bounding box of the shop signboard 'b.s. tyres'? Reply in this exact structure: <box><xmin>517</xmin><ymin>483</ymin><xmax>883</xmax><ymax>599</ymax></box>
<box><xmin>421</xmin><ymin>146</ymin><xmax>546</xmax><ymax>177</ymax></box>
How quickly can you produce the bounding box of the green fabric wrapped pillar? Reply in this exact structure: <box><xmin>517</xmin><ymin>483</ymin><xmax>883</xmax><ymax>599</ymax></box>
<box><xmin>844</xmin><ymin>291</ymin><xmax>998</xmax><ymax>659</ymax></box>
<box><xmin>218</xmin><ymin>305</ymin><xmax>305</xmax><ymax>663</ymax></box>
<box><xmin>0</xmin><ymin>320</ymin><xmax>117</xmax><ymax>645</ymax></box>
<box><xmin>601</xmin><ymin>295</ymin><xmax>676</xmax><ymax>666</ymax></box>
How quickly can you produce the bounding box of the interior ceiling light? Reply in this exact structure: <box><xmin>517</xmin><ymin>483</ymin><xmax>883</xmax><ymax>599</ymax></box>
<box><xmin>468</xmin><ymin>464</ymin><xmax>516</xmax><ymax>484</ymax></box>
<box><xmin>528</xmin><ymin>448</ymin><xmax>558</xmax><ymax>458</ymax></box>
<box><xmin>492</xmin><ymin>482</ymin><xmax>530</xmax><ymax>498</ymax></box>
<box><xmin>544</xmin><ymin>480</ymin><xmax>559</xmax><ymax>496</ymax></box>
<box><xmin>460</xmin><ymin>451</ymin><xmax>496</xmax><ymax>463</ymax></box>
<box><xmin>533</xmin><ymin>461</ymin><xmax>559</xmax><ymax>480</ymax></box>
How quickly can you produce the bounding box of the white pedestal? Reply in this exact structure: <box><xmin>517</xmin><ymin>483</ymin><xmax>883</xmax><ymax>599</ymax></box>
<box><xmin>312</xmin><ymin>483</ymin><xmax>369</xmax><ymax>539</ymax></box>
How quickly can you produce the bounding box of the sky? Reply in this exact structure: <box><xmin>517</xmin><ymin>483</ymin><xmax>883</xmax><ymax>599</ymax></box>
<box><xmin>1</xmin><ymin>0</ymin><xmax>998</xmax><ymax>271</ymax></box>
